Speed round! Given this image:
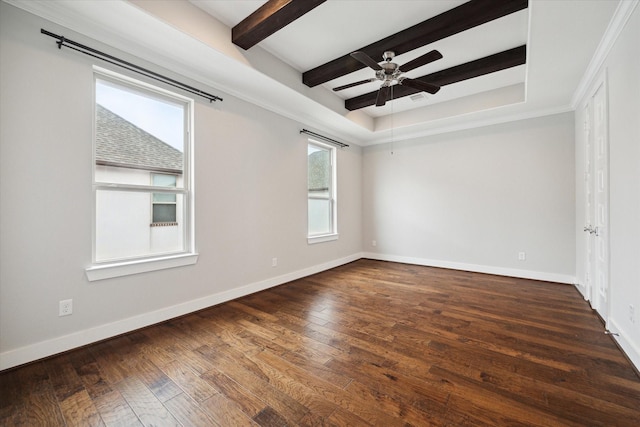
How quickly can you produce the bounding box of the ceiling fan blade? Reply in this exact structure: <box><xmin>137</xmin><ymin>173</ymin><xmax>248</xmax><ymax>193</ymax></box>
<box><xmin>400</xmin><ymin>78</ymin><xmax>441</xmax><ymax>94</ymax></box>
<box><xmin>351</xmin><ymin>51</ymin><xmax>383</xmax><ymax>71</ymax></box>
<box><xmin>333</xmin><ymin>78</ymin><xmax>377</xmax><ymax>92</ymax></box>
<box><xmin>375</xmin><ymin>85</ymin><xmax>390</xmax><ymax>106</ymax></box>
<box><xmin>399</xmin><ymin>50</ymin><xmax>443</xmax><ymax>73</ymax></box>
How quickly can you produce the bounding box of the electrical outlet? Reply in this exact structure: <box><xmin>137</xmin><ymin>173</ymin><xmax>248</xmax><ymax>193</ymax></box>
<box><xmin>59</xmin><ymin>299</ymin><xmax>73</xmax><ymax>316</ymax></box>
<box><xmin>272</xmin><ymin>257</ymin><xmax>278</xmax><ymax>267</ymax></box>
<box><xmin>372</xmin><ymin>240</ymin><xmax>377</xmax><ymax>247</ymax></box>
<box><xmin>630</xmin><ymin>305</ymin><xmax>635</xmax><ymax>324</ymax></box>
<box><xmin>518</xmin><ymin>252</ymin><xmax>526</xmax><ymax>261</ymax></box>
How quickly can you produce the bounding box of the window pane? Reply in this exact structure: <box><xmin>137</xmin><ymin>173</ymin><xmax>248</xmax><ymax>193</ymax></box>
<box><xmin>308</xmin><ymin>142</ymin><xmax>334</xmax><ymax>236</ymax></box>
<box><xmin>153</xmin><ymin>174</ymin><xmax>177</xmax><ymax>187</ymax></box>
<box><xmin>308</xmin><ymin>198</ymin><xmax>331</xmax><ymax>235</ymax></box>
<box><xmin>308</xmin><ymin>145</ymin><xmax>330</xmax><ymax>192</ymax></box>
<box><xmin>95</xmin><ymin>80</ymin><xmax>184</xmax><ymax>187</ymax></box>
<box><xmin>96</xmin><ymin>190</ymin><xmax>184</xmax><ymax>261</ymax></box>
<box><xmin>152</xmin><ymin>193</ymin><xmax>177</xmax><ymax>203</ymax></box>
<box><xmin>153</xmin><ymin>204</ymin><xmax>177</xmax><ymax>223</ymax></box>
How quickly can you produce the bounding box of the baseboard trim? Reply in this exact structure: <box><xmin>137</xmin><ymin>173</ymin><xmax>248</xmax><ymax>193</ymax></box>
<box><xmin>362</xmin><ymin>252</ymin><xmax>576</xmax><ymax>284</ymax></box>
<box><xmin>0</xmin><ymin>253</ymin><xmax>363</xmax><ymax>371</ymax></box>
<box><xmin>573</xmin><ymin>281</ymin><xmax>590</xmax><ymax>300</ymax></box>
<box><xmin>607</xmin><ymin>319</ymin><xmax>640</xmax><ymax>374</ymax></box>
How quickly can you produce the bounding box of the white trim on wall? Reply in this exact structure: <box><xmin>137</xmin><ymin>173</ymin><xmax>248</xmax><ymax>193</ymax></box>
<box><xmin>571</xmin><ymin>0</ymin><xmax>639</xmax><ymax>108</ymax></box>
<box><xmin>607</xmin><ymin>318</ymin><xmax>640</xmax><ymax>373</ymax></box>
<box><xmin>362</xmin><ymin>252</ymin><xmax>576</xmax><ymax>285</ymax></box>
<box><xmin>368</xmin><ymin>104</ymin><xmax>574</xmax><ymax>146</ymax></box>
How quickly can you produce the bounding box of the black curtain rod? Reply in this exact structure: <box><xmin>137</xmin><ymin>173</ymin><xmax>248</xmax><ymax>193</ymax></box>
<box><xmin>300</xmin><ymin>129</ymin><xmax>349</xmax><ymax>148</ymax></box>
<box><xmin>41</xmin><ymin>29</ymin><xmax>223</xmax><ymax>103</ymax></box>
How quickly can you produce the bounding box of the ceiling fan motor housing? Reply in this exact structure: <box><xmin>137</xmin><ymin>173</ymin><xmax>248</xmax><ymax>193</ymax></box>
<box><xmin>380</xmin><ymin>51</ymin><xmax>400</xmax><ymax>80</ymax></box>
<box><xmin>338</xmin><ymin>49</ymin><xmax>442</xmax><ymax>105</ymax></box>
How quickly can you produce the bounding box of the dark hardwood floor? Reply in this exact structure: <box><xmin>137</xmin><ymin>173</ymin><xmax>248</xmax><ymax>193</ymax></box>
<box><xmin>1</xmin><ymin>259</ymin><xmax>639</xmax><ymax>426</ymax></box>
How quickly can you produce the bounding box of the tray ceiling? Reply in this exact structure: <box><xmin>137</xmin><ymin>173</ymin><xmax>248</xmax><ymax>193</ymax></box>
<box><xmin>5</xmin><ymin>0</ymin><xmax>621</xmax><ymax>145</ymax></box>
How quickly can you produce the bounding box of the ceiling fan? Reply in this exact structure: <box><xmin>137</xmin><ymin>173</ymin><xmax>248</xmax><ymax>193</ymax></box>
<box><xmin>333</xmin><ymin>50</ymin><xmax>443</xmax><ymax>106</ymax></box>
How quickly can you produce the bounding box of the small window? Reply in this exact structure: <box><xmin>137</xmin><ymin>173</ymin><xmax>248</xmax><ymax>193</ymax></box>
<box><xmin>308</xmin><ymin>140</ymin><xmax>337</xmax><ymax>243</ymax></box>
<box><xmin>88</xmin><ymin>68</ymin><xmax>196</xmax><ymax>280</ymax></box>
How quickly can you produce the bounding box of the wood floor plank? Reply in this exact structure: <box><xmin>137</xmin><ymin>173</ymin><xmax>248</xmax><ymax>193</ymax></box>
<box><xmin>20</xmin><ymin>387</ymin><xmax>67</xmax><ymax>426</ymax></box>
<box><xmin>196</xmin><ymin>344</ymin><xmax>310</xmax><ymax>425</ymax></box>
<box><xmin>429</xmin><ymin>367</ymin><xmax>578</xmax><ymax>427</ymax></box>
<box><xmin>116</xmin><ymin>376</ymin><xmax>181</xmax><ymax>426</ymax></box>
<box><xmin>93</xmin><ymin>389</ymin><xmax>142</xmax><ymax>426</ymax></box>
<box><xmin>253</xmin><ymin>348</ymin><xmax>408</xmax><ymax>426</ymax></box>
<box><xmin>58</xmin><ymin>389</ymin><xmax>105</xmax><ymax>427</ymax></box>
<box><xmin>273</xmin><ymin>346</ymin><xmax>353</xmax><ymax>389</ymax></box>
<box><xmin>161</xmin><ymin>359</ymin><xmax>219</xmax><ymax>403</ymax></box>
<box><xmin>249</xmin><ymin>350</ymin><xmax>338</xmax><ymax>418</ymax></box>
<box><xmin>128</xmin><ymin>355</ymin><xmax>183</xmax><ymax>403</ymax></box>
<box><xmin>237</xmin><ymin>316</ymin><xmax>343</xmax><ymax>364</ymax></box>
<box><xmin>199</xmin><ymin>393</ymin><xmax>260</xmax><ymax>426</ymax></box>
<box><xmin>252</xmin><ymin>406</ymin><xmax>291</xmax><ymax>426</ymax></box>
<box><xmin>70</xmin><ymin>348</ymin><xmax>113</xmax><ymax>400</ymax></box>
<box><xmin>326</xmin><ymin>406</ymin><xmax>373</xmax><ymax>426</ymax></box>
<box><xmin>200</xmin><ymin>367</ymin><xmax>267</xmax><ymax>419</ymax></box>
<box><xmin>164</xmin><ymin>392</ymin><xmax>221</xmax><ymax>427</ymax></box>
<box><xmin>1</xmin><ymin>259</ymin><xmax>638</xmax><ymax>426</ymax></box>
<box><xmin>46</xmin><ymin>355</ymin><xmax>85</xmax><ymax>402</ymax></box>
<box><xmin>88</xmin><ymin>338</ymin><xmax>141</xmax><ymax>385</ymax></box>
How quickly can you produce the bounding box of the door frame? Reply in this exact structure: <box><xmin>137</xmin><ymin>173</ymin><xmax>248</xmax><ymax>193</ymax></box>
<box><xmin>583</xmin><ymin>70</ymin><xmax>611</xmax><ymax>324</ymax></box>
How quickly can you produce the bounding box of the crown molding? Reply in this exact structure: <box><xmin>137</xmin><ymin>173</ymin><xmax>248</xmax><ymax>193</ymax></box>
<box><xmin>571</xmin><ymin>0</ymin><xmax>639</xmax><ymax>108</ymax></box>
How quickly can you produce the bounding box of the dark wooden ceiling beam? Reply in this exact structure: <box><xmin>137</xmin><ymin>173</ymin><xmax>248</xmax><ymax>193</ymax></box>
<box><xmin>344</xmin><ymin>45</ymin><xmax>526</xmax><ymax>111</ymax></box>
<box><xmin>303</xmin><ymin>0</ymin><xmax>528</xmax><ymax>87</ymax></box>
<box><xmin>232</xmin><ymin>0</ymin><xmax>327</xmax><ymax>50</ymax></box>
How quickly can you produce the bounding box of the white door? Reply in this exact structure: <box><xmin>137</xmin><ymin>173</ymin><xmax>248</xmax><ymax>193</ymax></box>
<box><xmin>583</xmin><ymin>103</ymin><xmax>595</xmax><ymax>302</ymax></box>
<box><xmin>590</xmin><ymin>81</ymin><xmax>610</xmax><ymax>323</ymax></box>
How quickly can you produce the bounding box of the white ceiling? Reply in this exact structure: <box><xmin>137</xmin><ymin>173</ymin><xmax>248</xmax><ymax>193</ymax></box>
<box><xmin>5</xmin><ymin>0</ymin><xmax>621</xmax><ymax>146</ymax></box>
<box><xmin>191</xmin><ymin>0</ymin><xmax>529</xmax><ymax>118</ymax></box>
<box><xmin>192</xmin><ymin>0</ymin><xmax>470</xmax><ymax>71</ymax></box>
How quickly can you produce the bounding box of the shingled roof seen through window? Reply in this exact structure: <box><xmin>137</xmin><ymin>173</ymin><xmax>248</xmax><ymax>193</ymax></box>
<box><xmin>96</xmin><ymin>104</ymin><xmax>183</xmax><ymax>174</ymax></box>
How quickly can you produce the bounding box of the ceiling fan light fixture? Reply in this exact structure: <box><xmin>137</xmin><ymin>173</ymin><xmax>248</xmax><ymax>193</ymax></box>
<box><xmin>339</xmin><ymin>50</ymin><xmax>443</xmax><ymax>106</ymax></box>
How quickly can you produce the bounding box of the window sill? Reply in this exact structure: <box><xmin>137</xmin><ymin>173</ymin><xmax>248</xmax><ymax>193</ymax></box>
<box><xmin>308</xmin><ymin>233</ymin><xmax>338</xmax><ymax>245</ymax></box>
<box><xmin>86</xmin><ymin>253</ymin><xmax>198</xmax><ymax>282</ymax></box>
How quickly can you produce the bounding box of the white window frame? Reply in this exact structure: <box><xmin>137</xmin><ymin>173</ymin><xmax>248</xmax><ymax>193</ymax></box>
<box><xmin>307</xmin><ymin>139</ymin><xmax>338</xmax><ymax>244</ymax></box>
<box><xmin>86</xmin><ymin>67</ymin><xmax>197</xmax><ymax>281</ymax></box>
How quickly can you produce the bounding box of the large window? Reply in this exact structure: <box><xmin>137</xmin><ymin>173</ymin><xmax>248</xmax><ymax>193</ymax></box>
<box><xmin>88</xmin><ymin>68</ymin><xmax>196</xmax><ymax>280</ymax></box>
<box><xmin>308</xmin><ymin>140</ymin><xmax>337</xmax><ymax>243</ymax></box>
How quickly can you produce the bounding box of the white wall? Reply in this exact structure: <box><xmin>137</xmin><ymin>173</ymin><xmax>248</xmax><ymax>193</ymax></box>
<box><xmin>362</xmin><ymin>113</ymin><xmax>576</xmax><ymax>283</ymax></box>
<box><xmin>0</xmin><ymin>3</ymin><xmax>362</xmax><ymax>369</ymax></box>
<box><xmin>575</xmin><ymin>4</ymin><xmax>640</xmax><ymax>369</ymax></box>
